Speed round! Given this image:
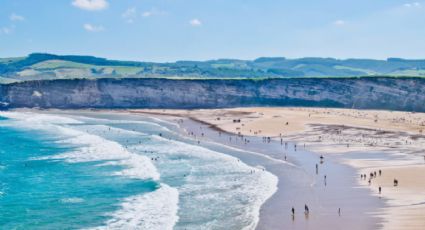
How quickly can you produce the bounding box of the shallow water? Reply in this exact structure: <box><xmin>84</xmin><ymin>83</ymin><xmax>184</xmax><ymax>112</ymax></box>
<box><xmin>0</xmin><ymin>111</ymin><xmax>277</xmax><ymax>229</ymax></box>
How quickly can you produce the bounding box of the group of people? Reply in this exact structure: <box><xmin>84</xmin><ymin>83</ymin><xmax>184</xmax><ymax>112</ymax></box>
<box><xmin>360</xmin><ymin>169</ymin><xmax>382</xmax><ymax>186</ymax></box>
<box><xmin>291</xmin><ymin>204</ymin><xmax>310</xmax><ymax>218</ymax></box>
<box><xmin>291</xmin><ymin>205</ymin><xmax>341</xmax><ymax>219</ymax></box>
<box><xmin>360</xmin><ymin>169</ymin><xmax>401</xmax><ymax>194</ymax></box>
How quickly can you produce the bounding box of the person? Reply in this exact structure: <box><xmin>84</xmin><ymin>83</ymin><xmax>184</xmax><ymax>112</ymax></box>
<box><xmin>291</xmin><ymin>207</ymin><xmax>295</xmax><ymax>217</ymax></box>
<box><xmin>316</xmin><ymin>164</ymin><xmax>319</xmax><ymax>174</ymax></box>
<box><xmin>304</xmin><ymin>204</ymin><xmax>309</xmax><ymax>214</ymax></box>
<box><xmin>338</xmin><ymin>208</ymin><xmax>341</xmax><ymax>216</ymax></box>
<box><xmin>379</xmin><ymin>186</ymin><xmax>382</xmax><ymax>194</ymax></box>
<box><xmin>324</xmin><ymin>175</ymin><xmax>327</xmax><ymax>186</ymax></box>
<box><xmin>379</xmin><ymin>170</ymin><xmax>382</xmax><ymax>176</ymax></box>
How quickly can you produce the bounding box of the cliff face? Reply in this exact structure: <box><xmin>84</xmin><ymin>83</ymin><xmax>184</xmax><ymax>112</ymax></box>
<box><xmin>0</xmin><ymin>77</ymin><xmax>424</xmax><ymax>111</ymax></box>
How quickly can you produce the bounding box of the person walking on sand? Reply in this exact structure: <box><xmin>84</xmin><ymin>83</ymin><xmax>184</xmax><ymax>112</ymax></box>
<box><xmin>379</xmin><ymin>186</ymin><xmax>382</xmax><ymax>194</ymax></box>
<box><xmin>291</xmin><ymin>207</ymin><xmax>295</xmax><ymax>218</ymax></box>
<box><xmin>338</xmin><ymin>208</ymin><xmax>341</xmax><ymax>216</ymax></box>
<box><xmin>316</xmin><ymin>164</ymin><xmax>319</xmax><ymax>174</ymax></box>
<box><xmin>304</xmin><ymin>204</ymin><xmax>309</xmax><ymax>215</ymax></box>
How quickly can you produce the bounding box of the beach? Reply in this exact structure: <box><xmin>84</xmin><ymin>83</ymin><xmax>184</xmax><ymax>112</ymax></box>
<box><xmin>2</xmin><ymin>107</ymin><xmax>424</xmax><ymax>229</ymax></box>
<box><xmin>0</xmin><ymin>110</ymin><xmax>281</xmax><ymax>229</ymax></box>
<box><xmin>131</xmin><ymin>107</ymin><xmax>425</xmax><ymax>230</ymax></box>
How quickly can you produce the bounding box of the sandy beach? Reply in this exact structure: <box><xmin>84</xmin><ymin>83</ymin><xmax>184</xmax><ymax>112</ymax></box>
<box><xmin>131</xmin><ymin>107</ymin><xmax>425</xmax><ymax>230</ymax></box>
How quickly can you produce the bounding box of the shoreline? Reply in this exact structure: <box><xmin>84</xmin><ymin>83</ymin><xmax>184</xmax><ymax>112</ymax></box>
<box><xmin>2</xmin><ymin>109</ymin><xmax>278</xmax><ymax>229</ymax></box>
<box><xmin>130</xmin><ymin>107</ymin><xmax>425</xmax><ymax>230</ymax></box>
<box><xmin>130</xmin><ymin>110</ymin><xmax>384</xmax><ymax>230</ymax></box>
<box><xmin>10</xmin><ymin>107</ymin><xmax>425</xmax><ymax>229</ymax></box>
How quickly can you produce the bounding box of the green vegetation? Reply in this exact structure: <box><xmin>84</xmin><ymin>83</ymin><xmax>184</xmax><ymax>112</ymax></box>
<box><xmin>0</xmin><ymin>53</ymin><xmax>425</xmax><ymax>83</ymax></box>
<box><xmin>32</xmin><ymin>60</ymin><xmax>94</xmax><ymax>70</ymax></box>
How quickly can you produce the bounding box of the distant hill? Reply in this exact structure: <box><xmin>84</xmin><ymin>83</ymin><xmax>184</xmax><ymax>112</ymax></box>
<box><xmin>1</xmin><ymin>53</ymin><xmax>425</xmax><ymax>83</ymax></box>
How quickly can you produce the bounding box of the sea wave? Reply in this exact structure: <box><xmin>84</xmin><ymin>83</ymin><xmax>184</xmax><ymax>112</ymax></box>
<box><xmin>136</xmin><ymin>135</ymin><xmax>278</xmax><ymax>229</ymax></box>
<box><xmin>70</xmin><ymin>114</ymin><xmax>278</xmax><ymax>229</ymax></box>
<box><xmin>0</xmin><ymin>112</ymin><xmax>160</xmax><ymax>181</ymax></box>
<box><xmin>73</xmin><ymin>114</ymin><xmax>278</xmax><ymax>229</ymax></box>
<box><xmin>0</xmin><ymin>112</ymin><xmax>179</xmax><ymax>229</ymax></box>
<box><xmin>60</xmin><ymin>197</ymin><xmax>85</xmax><ymax>204</ymax></box>
<box><xmin>0</xmin><ymin>111</ymin><xmax>278</xmax><ymax>230</ymax></box>
<box><xmin>89</xmin><ymin>184</ymin><xmax>179</xmax><ymax>230</ymax></box>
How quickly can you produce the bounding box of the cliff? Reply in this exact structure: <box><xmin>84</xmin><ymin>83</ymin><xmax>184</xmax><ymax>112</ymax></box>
<box><xmin>0</xmin><ymin>77</ymin><xmax>424</xmax><ymax>112</ymax></box>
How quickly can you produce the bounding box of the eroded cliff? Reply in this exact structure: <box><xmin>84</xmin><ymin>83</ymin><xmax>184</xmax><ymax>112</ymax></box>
<box><xmin>0</xmin><ymin>77</ymin><xmax>424</xmax><ymax>111</ymax></box>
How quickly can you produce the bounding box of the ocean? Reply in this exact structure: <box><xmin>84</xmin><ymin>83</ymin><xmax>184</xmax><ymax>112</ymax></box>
<box><xmin>0</xmin><ymin>111</ymin><xmax>277</xmax><ymax>229</ymax></box>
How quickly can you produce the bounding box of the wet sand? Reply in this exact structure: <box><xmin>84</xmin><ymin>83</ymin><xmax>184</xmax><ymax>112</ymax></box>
<box><xmin>127</xmin><ymin>111</ymin><xmax>383</xmax><ymax>229</ymax></box>
<box><xmin>178</xmin><ymin>118</ymin><xmax>382</xmax><ymax>230</ymax></box>
<box><xmin>131</xmin><ymin>107</ymin><xmax>425</xmax><ymax>230</ymax></box>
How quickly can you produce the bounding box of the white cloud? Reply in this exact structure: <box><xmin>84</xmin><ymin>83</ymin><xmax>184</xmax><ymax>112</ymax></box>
<box><xmin>142</xmin><ymin>8</ymin><xmax>166</xmax><ymax>18</ymax></box>
<box><xmin>189</xmin><ymin>18</ymin><xmax>202</xmax><ymax>27</ymax></box>
<box><xmin>122</xmin><ymin>7</ymin><xmax>137</xmax><ymax>23</ymax></box>
<box><xmin>72</xmin><ymin>0</ymin><xmax>108</xmax><ymax>11</ymax></box>
<box><xmin>333</xmin><ymin>20</ymin><xmax>346</xmax><ymax>26</ymax></box>
<box><xmin>83</xmin><ymin>23</ymin><xmax>104</xmax><ymax>32</ymax></box>
<box><xmin>122</xmin><ymin>8</ymin><xmax>165</xmax><ymax>23</ymax></box>
<box><xmin>142</xmin><ymin>11</ymin><xmax>153</xmax><ymax>17</ymax></box>
<box><xmin>1</xmin><ymin>27</ymin><xmax>12</xmax><ymax>35</ymax></box>
<box><xmin>404</xmin><ymin>2</ymin><xmax>421</xmax><ymax>8</ymax></box>
<box><xmin>10</xmin><ymin>13</ymin><xmax>25</xmax><ymax>21</ymax></box>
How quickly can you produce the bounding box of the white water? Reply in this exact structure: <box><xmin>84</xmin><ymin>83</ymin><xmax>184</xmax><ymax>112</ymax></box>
<box><xmin>0</xmin><ymin>111</ymin><xmax>278</xmax><ymax>230</ymax></box>
<box><xmin>0</xmin><ymin>112</ymin><xmax>175</xmax><ymax>229</ymax></box>
<box><xmin>92</xmin><ymin>184</ymin><xmax>179</xmax><ymax>230</ymax></box>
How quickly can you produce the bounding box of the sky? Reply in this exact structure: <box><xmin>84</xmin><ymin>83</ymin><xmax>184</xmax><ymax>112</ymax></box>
<box><xmin>0</xmin><ymin>0</ymin><xmax>424</xmax><ymax>62</ymax></box>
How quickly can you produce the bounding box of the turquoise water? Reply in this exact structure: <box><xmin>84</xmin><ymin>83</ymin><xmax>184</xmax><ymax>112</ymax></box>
<box><xmin>0</xmin><ymin>112</ymin><xmax>277</xmax><ymax>229</ymax></box>
<box><xmin>0</xmin><ymin>120</ymin><xmax>158</xmax><ymax>229</ymax></box>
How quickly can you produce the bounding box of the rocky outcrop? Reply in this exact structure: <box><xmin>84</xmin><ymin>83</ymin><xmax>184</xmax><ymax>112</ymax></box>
<box><xmin>0</xmin><ymin>77</ymin><xmax>424</xmax><ymax>111</ymax></box>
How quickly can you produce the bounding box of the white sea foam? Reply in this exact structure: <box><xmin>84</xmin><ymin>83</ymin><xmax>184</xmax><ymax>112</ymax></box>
<box><xmin>68</xmin><ymin>115</ymin><xmax>278</xmax><ymax>229</ymax></box>
<box><xmin>90</xmin><ymin>184</ymin><xmax>179</xmax><ymax>230</ymax></box>
<box><xmin>75</xmin><ymin>116</ymin><xmax>278</xmax><ymax>229</ymax></box>
<box><xmin>135</xmin><ymin>136</ymin><xmax>279</xmax><ymax>230</ymax></box>
<box><xmin>0</xmin><ymin>111</ymin><xmax>182</xmax><ymax>229</ymax></box>
<box><xmin>70</xmin><ymin>115</ymin><xmax>173</xmax><ymax>132</ymax></box>
<box><xmin>0</xmin><ymin>111</ymin><xmax>83</xmax><ymax>125</ymax></box>
<box><xmin>0</xmin><ymin>112</ymin><xmax>160</xmax><ymax>181</ymax></box>
<box><xmin>60</xmin><ymin>197</ymin><xmax>85</xmax><ymax>204</ymax></box>
<box><xmin>1</xmin><ymin>111</ymin><xmax>278</xmax><ymax>229</ymax></box>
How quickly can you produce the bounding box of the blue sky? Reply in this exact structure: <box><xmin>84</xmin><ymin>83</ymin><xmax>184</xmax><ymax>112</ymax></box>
<box><xmin>0</xmin><ymin>0</ymin><xmax>424</xmax><ymax>61</ymax></box>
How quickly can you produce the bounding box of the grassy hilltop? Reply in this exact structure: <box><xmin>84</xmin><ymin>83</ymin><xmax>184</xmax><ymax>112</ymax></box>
<box><xmin>1</xmin><ymin>53</ymin><xmax>425</xmax><ymax>83</ymax></box>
